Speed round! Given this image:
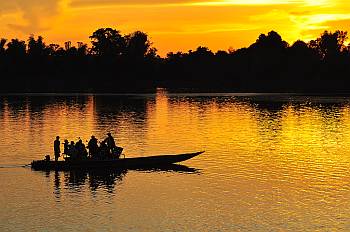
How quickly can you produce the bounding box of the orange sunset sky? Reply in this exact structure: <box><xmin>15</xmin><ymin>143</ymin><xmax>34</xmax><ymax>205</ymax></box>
<box><xmin>0</xmin><ymin>0</ymin><xmax>349</xmax><ymax>55</ymax></box>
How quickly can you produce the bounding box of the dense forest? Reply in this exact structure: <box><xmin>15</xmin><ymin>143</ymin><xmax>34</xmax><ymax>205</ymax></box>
<box><xmin>1</xmin><ymin>28</ymin><xmax>350</xmax><ymax>93</ymax></box>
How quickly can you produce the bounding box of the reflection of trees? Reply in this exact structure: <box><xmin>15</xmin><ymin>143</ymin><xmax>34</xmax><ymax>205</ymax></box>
<box><xmin>0</xmin><ymin>95</ymin><xmax>91</xmax><ymax>121</ymax></box>
<box><xmin>0</xmin><ymin>95</ymin><xmax>150</xmax><ymax>159</ymax></box>
<box><xmin>233</xmin><ymin>96</ymin><xmax>286</xmax><ymax>143</ymax></box>
<box><xmin>245</xmin><ymin>96</ymin><xmax>349</xmax><ymax>147</ymax></box>
<box><xmin>94</xmin><ymin>95</ymin><xmax>149</xmax><ymax>133</ymax></box>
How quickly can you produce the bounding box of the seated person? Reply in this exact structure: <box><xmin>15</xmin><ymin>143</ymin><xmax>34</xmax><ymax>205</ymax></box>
<box><xmin>98</xmin><ymin>141</ymin><xmax>109</xmax><ymax>160</ymax></box>
<box><xmin>66</xmin><ymin>141</ymin><xmax>78</xmax><ymax>160</ymax></box>
<box><xmin>75</xmin><ymin>139</ymin><xmax>88</xmax><ymax>159</ymax></box>
<box><xmin>88</xmin><ymin>135</ymin><xmax>98</xmax><ymax>158</ymax></box>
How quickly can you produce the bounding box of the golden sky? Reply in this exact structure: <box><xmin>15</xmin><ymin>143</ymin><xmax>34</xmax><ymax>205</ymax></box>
<box><xmin>0</xmin><ymin>0</ymin><xmax>349</xmax><ymax>55</ymax></box>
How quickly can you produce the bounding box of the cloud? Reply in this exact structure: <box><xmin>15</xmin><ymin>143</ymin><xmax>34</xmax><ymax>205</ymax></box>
<box><xmin>69</xmin><ymin>0</ymin><xmax>306</xmax><ymax>8</ymax></box>
<box><xmin>322</xmin><ymin>18</ymin><xmax>350</xmax><ymax>29</ymax></box>
<box><xmin>289</xmin><ymin>11</ymin><xmax>312</xmax><ymax>16</ymax></box>
<box><xmin>70</xmin><ymin>0</ymin><xmax>194</xmax><ymax>8</ymax></box>
<box><xmin>0</xmin><ymin>0</ymin><xmax>61</xmax><ymax>33</ymax></box>
<box><xmin>299</xmin><ymin>18</ymin><xmax>350</xmax><ymax>40</ymax></box>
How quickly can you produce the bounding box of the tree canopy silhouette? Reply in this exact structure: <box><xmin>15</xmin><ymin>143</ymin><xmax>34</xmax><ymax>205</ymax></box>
<box><xmin>125</xmin><ymin>31</ymin><xmax>151</xmax><ymax>58</ymax></box>
<box><xmin>309</xmin><ymin>30</ymin><xmax>348</xmax><ymax>59</ymax></box>
<box><xmin>0</xmin><ymin>38</ymin><xmax>6</xmax><ymax>55</ymax></box>
<box><xmin>28</xmin><ymin>35</ymin><xmax>47</xmax><ymax>58</ymax></box>
<box><xmin>0</xmin><ymin>28</ymin><xmax>350</xmax><ymax>93</ymax></box>
<box><xmin>6</xmin><ymin>39</ymin><xmax>26</xmax><ymax>58</ymax></box>
<box><xmin>90</xmin><ymin>28</ymin><xmax>125</xmax><ymax>57</ymax></box>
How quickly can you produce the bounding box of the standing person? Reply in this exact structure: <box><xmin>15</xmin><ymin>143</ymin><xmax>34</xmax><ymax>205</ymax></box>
<box><xmin>104</xmin><ymin>132</ymin><xmax>116</xmax><ymax>154</ymax></box>
<box><xmin>54</xmin><ymin>136</ymin><xmax>61</xmax><ymax>162</ymax></box>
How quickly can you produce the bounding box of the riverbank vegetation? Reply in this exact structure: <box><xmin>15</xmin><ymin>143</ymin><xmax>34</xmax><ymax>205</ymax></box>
<box><xmin>1</xmin><ymin>28</ymin><xmax>350</xmax><ymax>93</ymax></box>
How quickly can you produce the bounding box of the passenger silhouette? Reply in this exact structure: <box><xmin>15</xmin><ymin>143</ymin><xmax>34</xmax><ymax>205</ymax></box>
<box><xmin>63</xmin><ymin>139</ymin><xmax>69</xmax><ymax>157</ymax></box>
<box><xmin>88</xmin><ymin>135</ymin><xmax>98</xmax><ymax>158</ymax></box>
<box><xmin>104</xmin><ymin>132</ymin><xmax>116</xmax><ymax>154</ymax></box>
<box><xmin>75</xmin><ymin>139</ymin><xmax>87</xmax><ymax>159</ymax></box>
<box><xmin>99</xmin><ymin>141</ymin><xmax>109</xmax><ymax>159</ymax></box>
<box><xmin>68</xmin><ymin>141</ymin><xmax>77</xmax><ymax>159</ymax></box>
<box><xmin>54</xmin><ymin>136</ymin><xmax>61</xmax><ymax>162</ymax></box>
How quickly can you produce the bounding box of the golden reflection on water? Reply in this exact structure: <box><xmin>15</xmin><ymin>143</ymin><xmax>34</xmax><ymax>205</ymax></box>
<box><xmin>1</xmin><ymin>92</ymin><xmax>350</xmax><ymax>230</ymax></box>
<box><xmin>1</xmin><ymin>93</ymin><xmax>350</xmax><ymax>177</ymax></box>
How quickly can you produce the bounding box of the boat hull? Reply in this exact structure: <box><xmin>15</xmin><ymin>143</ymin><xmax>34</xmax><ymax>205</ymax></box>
<box><xmin>31</xmin><ymin>151</ymin><xmax>203</xmax><ymax>171</ymax></box>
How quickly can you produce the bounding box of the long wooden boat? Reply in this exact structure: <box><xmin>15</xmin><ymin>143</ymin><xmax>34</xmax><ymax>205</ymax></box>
<box><xmin>31</xmin><ymin>151</ymin><xmax>204</xmax><ymax>171</ymax></box>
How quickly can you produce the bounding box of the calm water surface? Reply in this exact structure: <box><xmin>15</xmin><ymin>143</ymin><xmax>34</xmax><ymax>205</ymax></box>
<box><xmin>1</xmin><ymin>91</ymin><xmax>350</xmax><ymax>231</ymax></box>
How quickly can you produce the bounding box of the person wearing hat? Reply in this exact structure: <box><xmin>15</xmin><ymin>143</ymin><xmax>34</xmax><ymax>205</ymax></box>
<box><xmin>54</xmin><ymin>136</ymin><xmax>61</xmax><ymax>162</ymax></box>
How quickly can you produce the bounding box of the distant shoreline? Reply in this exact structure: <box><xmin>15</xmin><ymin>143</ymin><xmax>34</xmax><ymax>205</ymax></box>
<box><xmin>1</xmin><ymin>29</ymin><xmax>350</xmax><ymax>95</ymax></box>
<box><xmin>2</xmin><ymin>91</ymin><xmax>350</xmax><ymax>97</ymax></box>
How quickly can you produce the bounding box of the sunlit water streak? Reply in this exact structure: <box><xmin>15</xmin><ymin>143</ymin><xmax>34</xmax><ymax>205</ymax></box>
<box><xmin>1</xmin><ymin>91</ymin><xmax>350</xmax><ymax>231</ymax></box>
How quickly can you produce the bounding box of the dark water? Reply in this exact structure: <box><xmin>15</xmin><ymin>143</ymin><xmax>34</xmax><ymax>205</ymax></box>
<box><xmin>1</xmin><ymin>91</ymin><xmax>350</xmax><ymax>231</ymax></box>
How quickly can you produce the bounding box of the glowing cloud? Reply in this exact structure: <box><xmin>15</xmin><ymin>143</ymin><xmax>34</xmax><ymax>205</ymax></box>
<box><xmin>0</xmin><ymin>0</ymin><xmax>349</xmax><ymax>55</ymax></box>
<box><xmin>0</xmin><ymin>0</ymin><xmax>62</xmax><ymax>33</ymax></box>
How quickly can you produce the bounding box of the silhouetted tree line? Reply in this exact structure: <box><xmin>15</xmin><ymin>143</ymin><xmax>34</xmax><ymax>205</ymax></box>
<box><xmin>1</xmin><ymin>28</ymin><xmax>350</xmax><ymax>93</ymax></box>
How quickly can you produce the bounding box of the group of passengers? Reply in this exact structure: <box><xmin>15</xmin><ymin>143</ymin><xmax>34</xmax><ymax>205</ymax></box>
<box><xmin>54</xmin><ymin>133</ymin><xmax>120</xmax><ymax>161</ymax></box>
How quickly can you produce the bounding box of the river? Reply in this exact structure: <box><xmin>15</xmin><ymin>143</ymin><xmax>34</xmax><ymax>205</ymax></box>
<box><xmin>1</xmin><ymin>90</ymin><xmax>350</xmax><ymax>231</ymax></box>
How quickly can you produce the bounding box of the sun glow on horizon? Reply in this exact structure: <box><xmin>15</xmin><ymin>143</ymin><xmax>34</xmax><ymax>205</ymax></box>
<box><xmin>0</xmin><ymin>0</ymin><xmax>349</xmax><ymax>55</ymax></box>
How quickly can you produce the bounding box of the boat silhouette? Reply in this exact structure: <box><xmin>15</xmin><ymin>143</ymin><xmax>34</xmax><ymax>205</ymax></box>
<box><xmin>31</xmin><ymin>151</ymin><xmax>204</xmax><ymax>171</ymax></box>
